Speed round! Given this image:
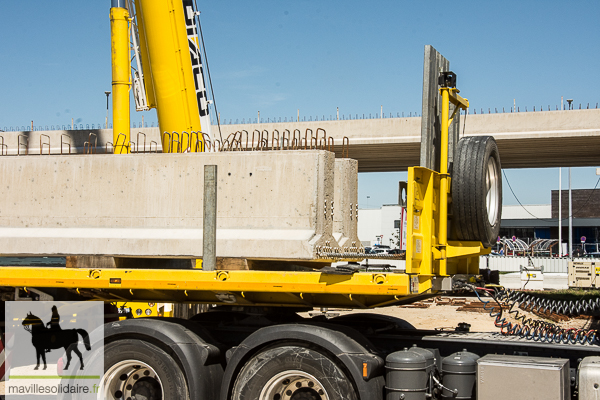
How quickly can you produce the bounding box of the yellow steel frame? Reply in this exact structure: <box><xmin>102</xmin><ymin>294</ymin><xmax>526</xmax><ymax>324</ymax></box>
<box><xmin>0</xmin><ymin>267</ymin><xmax>410</xmax><ymax>308</ymax></box>
<box><xmin>404</xmin><ymin>86</ymin><xmax>488</xmax><ymax>293</ymax></box>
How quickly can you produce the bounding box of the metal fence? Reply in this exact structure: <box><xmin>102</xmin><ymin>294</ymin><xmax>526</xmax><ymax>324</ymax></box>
<box><xmin>0</xmin><ymin>122</ymin><xmax>161</xmax><ymax>132</ymax></box>
<box><xmin>481</xmin><ymin>255</ymin><xmax>589</xmax><ymax>273</ymax></box>
<box><xmin>215</xmin><ymin>111</ymin><xmax>422</xmax><ymax>125</ymax></box>
<box><xmin>2</xmin><ymin>103</ymin><xmax>598</xmax><ymax>132</ymax></box>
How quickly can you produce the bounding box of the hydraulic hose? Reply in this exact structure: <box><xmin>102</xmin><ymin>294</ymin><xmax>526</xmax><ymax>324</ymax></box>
<box><xmin>458</xmin><ymin>283</ymin><xmax>598</xmax><ymax>345</ymax></box>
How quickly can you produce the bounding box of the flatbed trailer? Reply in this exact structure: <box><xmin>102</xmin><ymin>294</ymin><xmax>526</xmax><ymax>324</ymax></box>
<box><xmin>1</xmin><ymin>2</ymin><xmax>599</xmax><ymax>399</ymax></box>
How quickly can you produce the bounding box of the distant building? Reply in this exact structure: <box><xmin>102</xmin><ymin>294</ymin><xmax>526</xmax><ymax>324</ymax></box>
<box><xmin>358</xmin><ymin>205</ymin><xmax>402</xmax><ymax>248</ymax></box>
<box><xmin>358</xmin><ymin>189</ymin><xmax>600</xmax><ymax>252</ymax></box>
<box><xmin>501</xmin><ymin>189</ymin><xmax>600</xmax><ymax>247</ymax></box>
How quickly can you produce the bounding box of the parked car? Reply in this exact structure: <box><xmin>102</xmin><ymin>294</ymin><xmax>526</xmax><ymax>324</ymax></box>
<box><xmin>372</xmin><ymin>248</ymin><xmax>389</xmax><ymax>255</ymax></box>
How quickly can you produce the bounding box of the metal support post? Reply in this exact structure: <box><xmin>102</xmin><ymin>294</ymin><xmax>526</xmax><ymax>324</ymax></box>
<box><xmin>569</xmin><ymin>167</ymin><xmax>573</xmax><ymax>258</ymax></box>
<box><xmin>438</xmin><ymin>75</ymin><xmax>469</xmax><ymax>276</ymax></box>
<box><xmin>558</xmin><ymin>168</ymin><xmax>562</xmax><ymax>256</ymax></box>
<box><xmin>438</xmin><ymin>88</ymin><xmax>450</xmax><ymax>275</ymax></box>
<box><xmin>203</xmin><ymin>165</ymin><xmax>217</xmax><ymax>271</ymax></box>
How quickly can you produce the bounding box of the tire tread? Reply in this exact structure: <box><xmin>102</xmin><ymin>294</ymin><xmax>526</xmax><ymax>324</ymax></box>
<box><xmin>451</xmin><ymin>136</ymin><xmax>502</xmax><ymax>247</ymax></box>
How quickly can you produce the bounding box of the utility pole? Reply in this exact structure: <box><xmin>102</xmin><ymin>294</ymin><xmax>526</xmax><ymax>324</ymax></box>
<box><xmin>569</xmin><ymin>167</ymin><xmax>573</xmax><ymax>258</ymax></box>
<box><xmin>558</xmin><ymin>168</ymin><xmax>562</xmax><ymax>256</ymax></box>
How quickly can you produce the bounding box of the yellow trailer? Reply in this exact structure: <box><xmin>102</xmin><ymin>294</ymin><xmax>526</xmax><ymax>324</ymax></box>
<box><xmin>5</xmin><ymin>3</ymin><xmax>593</xmax><ymax>400</ymax></box>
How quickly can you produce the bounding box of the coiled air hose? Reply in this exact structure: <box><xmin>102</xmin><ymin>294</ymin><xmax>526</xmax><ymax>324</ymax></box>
<box><xmin>458</xmin><ymin>283</ymin><xmax>598</xmax><ymax>345</ymax></box>
<box><xmin>503</xmin><ymin>290</ymin><xmax>600</xmax><ymax>316</ymax></box>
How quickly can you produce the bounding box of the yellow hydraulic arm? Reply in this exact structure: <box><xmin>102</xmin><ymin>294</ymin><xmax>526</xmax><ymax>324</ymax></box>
<box><xmin>405</xmin><ymin>73</ymin><xmax>489</xmax><ymax>294</ymax></box>
<box><xmin>111</xmin><ymin>0</ymin><xmax>211</xmax><ymax>153</ymax></box>
<box><xmin>121</xmin><ymin>0</ymin><xmax>211</xmax><ymax>153</ymax></box>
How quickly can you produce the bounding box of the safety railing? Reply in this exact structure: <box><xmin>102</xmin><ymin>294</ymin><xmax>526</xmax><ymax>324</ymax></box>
<box><xmin>2</xmin><ymin>103</ymin><xmax>600</xmax><ymax>132</ymax></box>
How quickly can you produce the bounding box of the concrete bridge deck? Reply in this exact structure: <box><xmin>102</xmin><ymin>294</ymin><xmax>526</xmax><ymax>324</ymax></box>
<box><xmin>1</xmin><ymin>109</ymin><xmax>598</xmax><ymax>172</ymax></box>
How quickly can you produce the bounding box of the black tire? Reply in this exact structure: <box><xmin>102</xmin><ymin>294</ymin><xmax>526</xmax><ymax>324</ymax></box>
<box><xmin>231</xmin><ymin>345</ymin><xmax>358</xmax><ymax>400</ymax></box>
<box><xmin>451</xmin><ymin>136</ymin><xmax>502</xmax><ymax>248</ymax></box>
<box><xmin>101</xmin><ymin>339</ymin><xmax>189</xmax><ymax>400</ymax></box>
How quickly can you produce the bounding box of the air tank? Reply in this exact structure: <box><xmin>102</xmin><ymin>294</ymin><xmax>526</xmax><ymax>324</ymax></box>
<box><xmin>410</xmin><ymin>344</ymin><xmax>436</xmax><ymax>376</ymax></box>
<box><xmin>386</xmin><ymin>347</ymin><xmax>434</xmax><ymax>400</ymax></box>
<box><xmin>441</xmin><ymin>350</ymin><xmax>479</xmax><ymax>399</ymax></box>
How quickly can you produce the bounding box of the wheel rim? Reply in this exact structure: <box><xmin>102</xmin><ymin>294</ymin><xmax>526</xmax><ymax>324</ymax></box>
<box><xmin>100</xmin><ymin>360</ymin><xmax>164</xmax><ymax>400</ymax></box>
<box><xmin>486</xmin><ymin>156</ymin><xmax>500</xmax><ymax>225</ymax></box>
<box><xmin>259</xmin><ymin>370</ymin><xmax>330</xmax><ymax>400</ymax></box>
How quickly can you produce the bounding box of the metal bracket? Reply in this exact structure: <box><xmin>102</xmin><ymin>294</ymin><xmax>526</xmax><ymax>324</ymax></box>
<box><xmin>15</xmin><ymin>287</ymin><xmax>54</xmax><ymax>301</ymax></box>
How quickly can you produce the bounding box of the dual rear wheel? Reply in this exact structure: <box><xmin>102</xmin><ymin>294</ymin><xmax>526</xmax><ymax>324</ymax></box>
<box><xmin>101</xmin><ymin>341</ymin><xmax>358</xmax><ymax>400</ymax></box>
<box><xmin>232</xmin><ymin>345</ymin><xmax>358</xmax><ymax>400</ymax></box>
<box><xmin>101</xmin><ymin>339</ymin><xmax>188</xmax><ymax>400</ymax></box>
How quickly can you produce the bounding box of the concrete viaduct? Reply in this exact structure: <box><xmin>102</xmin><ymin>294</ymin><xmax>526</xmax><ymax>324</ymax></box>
<box><xmin>1</xmin><ymin>108</ymin><xmax>599</xmax><ymax>172</ymax></box>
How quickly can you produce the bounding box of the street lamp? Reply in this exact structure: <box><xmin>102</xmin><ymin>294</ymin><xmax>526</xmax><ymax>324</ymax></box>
<box><xmin>105</xmin><ymin>91</ymin><xmax>111</xmax><ymax>128</ymax></box>
<box><xmin>567</xmin><ymin>99</ymin><xmax>573</xmax><ymax>110</ymax></box>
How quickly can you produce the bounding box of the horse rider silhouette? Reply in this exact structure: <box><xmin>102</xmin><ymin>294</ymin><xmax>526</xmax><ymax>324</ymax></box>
<box><xmin>46</xmin><ymin>305</ymin><xmax>61</xmax><ymax>331</ymax></box>
<box><xmin>23</xmin><ymin>308</ymin><xmax>91</xmax><ymax>371</ymax></box>
<box><xmin>44</xmin><ymin>305</ymin><xmax>61</xmax><ymax>352</ymax></box>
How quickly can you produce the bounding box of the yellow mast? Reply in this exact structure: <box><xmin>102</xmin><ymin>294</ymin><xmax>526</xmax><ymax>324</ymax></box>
<box><xmin>110</xmin><ymin>1</ymin><xmax>131</xmax><ymax>154</ymax></box>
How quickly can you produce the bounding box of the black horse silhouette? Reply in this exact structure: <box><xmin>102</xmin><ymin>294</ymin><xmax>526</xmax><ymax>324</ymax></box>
<box><xmin>22</xmin><ymin>312</ymin><xmax>91</xmax><ymax>371</ymax></box>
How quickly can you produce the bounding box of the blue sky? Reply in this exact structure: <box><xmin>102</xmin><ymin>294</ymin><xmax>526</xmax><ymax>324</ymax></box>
<box><xmin>1</xmin><ymin>1</ymin><xmax>599</xmax><ymax>210</ymax></box>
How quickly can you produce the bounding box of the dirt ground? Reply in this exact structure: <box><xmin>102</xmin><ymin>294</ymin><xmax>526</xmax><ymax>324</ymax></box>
<box><xmin>301</xmin><ymin>295</ymin><xmax>600</xmax><ymax>333</ymax></box>
<box><xmin>319</xmin><ymin>304</ymin><xmax>502</xmax><ymax>331</ymax></box>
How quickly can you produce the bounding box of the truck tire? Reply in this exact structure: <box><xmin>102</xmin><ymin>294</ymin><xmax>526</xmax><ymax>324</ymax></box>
<box><xmin>231</xmin><ymin>345</ymin><xmax>358</xmax><ymax>400</ymax></box>
<box><xmin>451</xmin><ymin>136</ymin><xmax>502</xmax><ymax>247</ymax></box>
<box><xmin>101</xmin><ymin>339</ymin><xmax>189</xmax><ymax>400</ymax></box>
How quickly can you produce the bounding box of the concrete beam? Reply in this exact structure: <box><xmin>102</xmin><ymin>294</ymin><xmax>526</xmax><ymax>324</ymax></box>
<box><xmin>333</xmin><ymin>159</ymin><xmax>361</xmax><ymax>250</ymax></box>
<box><xmin>0</xmin><ymin>151</ymin><xmax>347</xmax><ymax>261</ymax></box>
